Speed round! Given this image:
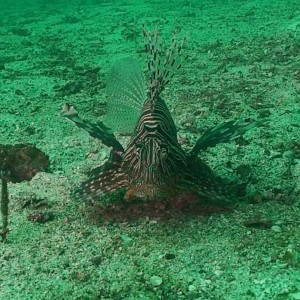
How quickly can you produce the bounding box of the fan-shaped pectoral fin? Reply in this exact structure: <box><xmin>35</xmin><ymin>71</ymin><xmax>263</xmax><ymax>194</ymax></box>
<box><xmin>190</xmin><ymin>118</ymin><xmax>268</xmax><ymax>157</ymax></box>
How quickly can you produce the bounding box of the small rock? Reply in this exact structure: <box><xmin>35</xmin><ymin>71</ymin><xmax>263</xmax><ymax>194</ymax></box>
<box><xmin>164</xmin><ymin>253</ymin><xmax>176</xmax><ymax>260</ymax></box>
<box><xmin>15</xmin><ymin>89</ymin><xmax>24</xmax><ymax>96</ymax></box>
<box><xmin>243</xmin><ymin>219</ymin><xmax>273</xmax><ymax>230</ymax></box>
<box><xmin>120</xmin><ymin>234</ymin><xmax>133</xmax><ymax>244</ymax></box>
<box><xmin>27</xmin><ymin>211</ymin><xmax>54</xmax><ymax>223</ymax></box>
<box><xmin>150</xmin><ymin>275</ymin><xmax>162</xmax><ymax>286</ymax></box>
<box><xmin>91</xmin><ymin>256</ymin><xmax>102</xmax><ymax>266</ymax></box>
<box><xmin>271</xmin><ymin>225</ymin><xmax>282</xmax><ymax>233</ymax></box>
<box><xmin>148</xmin><ymin>220</ymin><xmax>158</xmax><ymax>225</ymax></box>
<box><xmin>188</xmin><ymin>285</ymin><xmax>196</xmax><ymax>292</ymax></box>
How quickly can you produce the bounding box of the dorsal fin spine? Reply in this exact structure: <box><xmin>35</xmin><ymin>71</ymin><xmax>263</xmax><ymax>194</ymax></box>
<box><xmin>142</xmin><ymin>24</ymin><xmax>187</xmax><ymax>103</ymax></box>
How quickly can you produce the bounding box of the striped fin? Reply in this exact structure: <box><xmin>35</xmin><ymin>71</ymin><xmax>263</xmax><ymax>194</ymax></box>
<box><xmin>73</xmin><ymin>163</ymin><xmax>128</xmax><ymax>201</ymax></box>
<box><xmin>61</xmin><ymin>103</ymin><xmax>128</xmax><ymax>201</ymax></box>
<box><xmin>61</xmin><ymin>103</ymin><xmax>124</xmax><ymax>152</ymax></box>
<box><xmin>190</xmin><ymin>118</ymin><xmax>269</xmax><ymax>158</ymax></box>
<box><xmin>193</xmin><ymin>176</ymin><xmax>235</xmax><ymax>204</ymax></box>
<box><xmin>143</xmin><ymin>25</ymin><xmax>187</xmax><ymax>102</ymax></box>
<box><xmin>184</xmin><ymin>158</ymin><xmax>234</xmax><ymax>203</ymax></box>
<box><xmin>104</xmin><ymin>57</ymin><xmax>146</xmax><ymax>134</ymax></box>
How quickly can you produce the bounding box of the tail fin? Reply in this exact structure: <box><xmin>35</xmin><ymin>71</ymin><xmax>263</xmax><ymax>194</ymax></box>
<box><xmin>143</xmin><ymin>24</ymin><xmax>187</xmax><ymax>102</ymax></box>
<box><xmin>104</xmin><ymin>57</ymin><xmax>146</xmax><ymax>134</ymax></box>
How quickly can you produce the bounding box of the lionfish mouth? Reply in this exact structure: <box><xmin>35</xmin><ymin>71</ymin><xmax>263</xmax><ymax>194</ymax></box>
<box><xmin>125</xmin><ymin>184</ymin><xmax>180</xmax><ymax>202</ymax></box>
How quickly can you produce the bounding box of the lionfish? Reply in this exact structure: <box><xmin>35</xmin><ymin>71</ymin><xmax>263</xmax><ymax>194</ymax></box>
<box><xmin>62</xmin><ymin>26</ymin><xmax>264</xmax><ymax>205</ymax></box>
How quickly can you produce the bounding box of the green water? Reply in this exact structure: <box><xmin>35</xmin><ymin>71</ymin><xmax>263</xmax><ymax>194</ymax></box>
<box><xmin>0</xmin><ymin>0</ymin><xmax>299</xmax><ymax>299</ymax></box>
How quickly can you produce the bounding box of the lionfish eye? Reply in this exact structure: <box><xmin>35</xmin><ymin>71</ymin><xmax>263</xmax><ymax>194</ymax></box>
<box><xmin>160</xmin><ymin>144</ymin><xmax>169</xmax><ymax>156</ymax></box>
<box><xmin>136</xmin><ymin>142</ymin><xmax>144</xmax><ymax>149</ymax></box>
<box><xmin>161</xmin><ymin>146</ymin><xmax>167</xmax><ymax>153</ymax></box>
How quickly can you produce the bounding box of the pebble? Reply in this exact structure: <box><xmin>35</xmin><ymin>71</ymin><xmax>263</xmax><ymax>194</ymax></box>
<box><xmin>150</xmin><ymin>275</ymin><xmax>163</xmax><ymax>286</ymax></box>
<box><xmin>91</xmin><ymin>256</ymin><xmax>102</xmax><ymax>266</ymax></box>
<box><xmin>271</xmin><ymin>225</ymin><xmax>282</xmax><ymax>233</ymax></box>
<box><xmin>188</xmin><ymin>285</ymin><xmax>196</xmax><ymax>292</ymax></box>
<box><xmin>120</xmin><ymin>234</ymin><xmax>133</xmax><ymax>244</ymax></box>
<box><xmin>148</xmin><ymin>220</ymin><xmax>158</xmax><ymax>225</ymax></box>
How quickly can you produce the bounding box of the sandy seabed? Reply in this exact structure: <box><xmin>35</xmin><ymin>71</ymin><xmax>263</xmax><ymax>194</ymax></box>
<box><xmin>0</xmin><ymin>0</ymin><xmax>300</xmax><ymax>299</ymax></box>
